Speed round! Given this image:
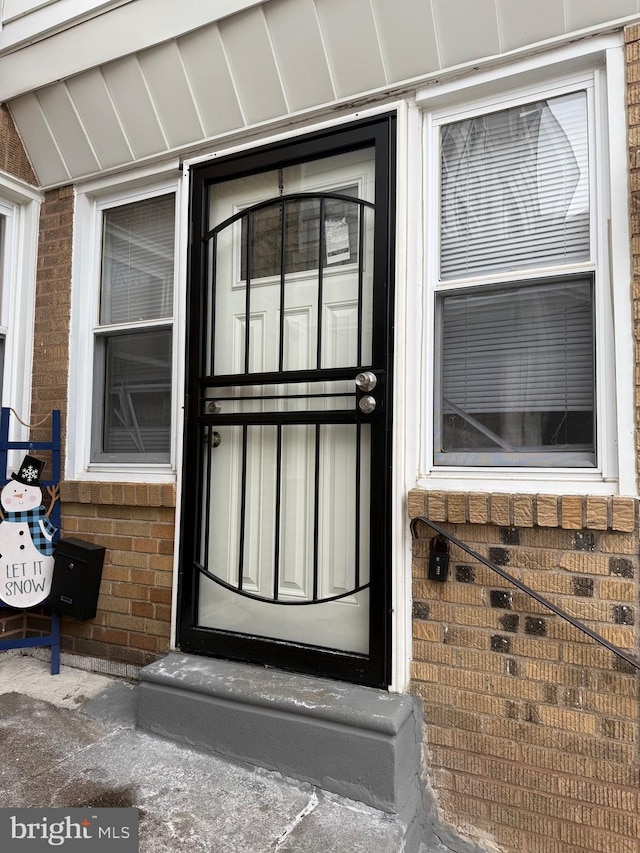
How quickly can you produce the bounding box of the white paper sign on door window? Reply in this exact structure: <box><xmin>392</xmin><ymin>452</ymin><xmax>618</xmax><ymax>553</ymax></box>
<box><xmin>325</xmin><ymin>217</ymin><xmax>350</xmax><ymax>265</ymax></box>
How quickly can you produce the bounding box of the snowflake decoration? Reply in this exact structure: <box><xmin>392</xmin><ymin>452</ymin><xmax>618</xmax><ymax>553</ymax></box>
<box><xmin>21</xmin><ymin>465</ymin><xmax>39</xmax><ymax>483</ymax></box>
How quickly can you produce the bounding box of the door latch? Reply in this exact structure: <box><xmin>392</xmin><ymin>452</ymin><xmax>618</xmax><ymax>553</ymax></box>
<box><xmin>204</xmin><ymin>430</ymin><xmax>222</xmax><ymax>448</ymax></box>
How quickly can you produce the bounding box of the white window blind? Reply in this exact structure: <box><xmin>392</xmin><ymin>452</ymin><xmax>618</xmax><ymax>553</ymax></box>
<box><xmin>440</xmin><ymin>91</ymin><xmax>590</xmax><ymax>280</ymax></box>
<box><xmin>441</xmin><ymin>279</ymin><xmax>594</xmax><ymax>419</ymax></box>
<box><xmin>100</xmin><ymin>194</ymin><xmax>175</xmax><ymax>324</ymax></box>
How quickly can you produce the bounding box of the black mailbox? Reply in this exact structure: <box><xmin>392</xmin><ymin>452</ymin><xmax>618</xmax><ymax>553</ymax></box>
<box><xmin>48</xmin><ymin>538</ymin><xmax>106</xmax><ymax>620</ymax></box>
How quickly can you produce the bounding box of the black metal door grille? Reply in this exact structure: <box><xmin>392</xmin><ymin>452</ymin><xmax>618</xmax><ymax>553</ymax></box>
<box><xmin>198</xmin><ymin>191</ymin><xmax>376</xmax><ymax>605</ymax></box>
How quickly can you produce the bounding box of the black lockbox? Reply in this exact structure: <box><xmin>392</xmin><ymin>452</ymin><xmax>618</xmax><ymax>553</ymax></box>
<box><xmin>428</xmin><ymin>534</ymin><xmax>450</xmax><ymax>582</ymax></box>
<box><xmin>47</xmin><ymin>538</ymin><xmax>106</xmax><ymax>620</ymax></box>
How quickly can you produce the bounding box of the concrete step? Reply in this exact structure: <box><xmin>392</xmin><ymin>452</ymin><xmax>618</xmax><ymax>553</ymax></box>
<box><xmin>137</xmin><ymin>652</ymin><xmax>431</xmax><ymax>851</ymax></box>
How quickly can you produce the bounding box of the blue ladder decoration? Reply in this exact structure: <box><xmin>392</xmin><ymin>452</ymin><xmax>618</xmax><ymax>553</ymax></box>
<box><xmin>0</xmin><ymin>408</ymin><xmax>61</xmax><ymax>674</ymax></box>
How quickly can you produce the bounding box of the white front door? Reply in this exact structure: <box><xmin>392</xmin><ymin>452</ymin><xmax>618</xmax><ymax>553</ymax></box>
<box><xmin>179</xmin><ymin>117</ymin><xmax>395</xmax><ymax>686</ymax></box>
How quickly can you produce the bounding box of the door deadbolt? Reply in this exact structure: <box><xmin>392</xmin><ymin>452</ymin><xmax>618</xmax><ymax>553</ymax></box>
<box><xmin>355</xmin><ymin>371</ymin><xmax>377</xmax><ymax>392</ymax></box>
<box><xmin>358</xmin><ymin>395</ymin><xmax>377</xmax><ymax>414</ymax></box>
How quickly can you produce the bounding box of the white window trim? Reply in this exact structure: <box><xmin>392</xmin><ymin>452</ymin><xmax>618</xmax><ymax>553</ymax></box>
<box><xmin>0</xmin><ymin>170</ymin><xmax>40</xmax><ymax>452</ymax></box>
<box><xmin>416</xmin><ymin>35</ymin><xmax>635</xmax><ymax>496</ymax></box>
<box><xmin>68</xmin><ymin>164</ymin><xmax>185</xmax><ymax>483</ymax></box>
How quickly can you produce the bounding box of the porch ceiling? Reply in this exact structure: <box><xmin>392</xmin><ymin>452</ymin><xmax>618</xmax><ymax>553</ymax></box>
<box><xmin>6</xmin><ymin>0</ymin><xmax>640</xmax><ymax>189</ymax></box>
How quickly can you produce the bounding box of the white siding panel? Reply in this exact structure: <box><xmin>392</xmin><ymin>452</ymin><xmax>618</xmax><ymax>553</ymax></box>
<box><xmin>3</xmin><ymin>0</ymin><xmax>57</xmax><ymax>20</ymax></box>
<box><xmin>497</xmin><ymin>0</ymin><xmax>566</xmax><ymax>52</ymax></box>
<box><xmin>265</xmin><ymin>0</ymin><xmax>334</xmax><ymax>111</ymax></box>
<box><xmin>36</xmin><ymin>83</ymin><xmax>100</xmax><ymax>178</ymax></box>
<box><xmin>316</xmin><ymin>0</ymin><xmax>386</xmax><ymax>97</ymax></box>
<box><xmin>179</xmin><ymin>24</ymin><xmax>245</xmax><ymax>136</ymax></box>
<box><xmin>219</xmin><ymin>7</ymin><xmax>288</xmax><ymax>125</ymax></box>
<box><xmin>370</xmin><ymin>0</ymin><xmax>439</xmax><ymax>83</ymax></box>
<box><xmin>432</xmin><ymin>0</ymin><xmax>500</xmax><ymax>68</ymax></box>
<box><xmin>8</xmin><ymin>93</ymin><xmax>70</xmax><ymax>186</ymax></box>
<box><xmin>566</xmin><ymin>0</ymin><xmax>639</xmax><ymax>31</ymax></box>
<box><xmin>66</xmin><ymin>69</ymin><xmax>133</xmax><ymax>169</ymax></box>
<box><xmin>138</xmin><ymin>41</ymin><xmax>205</xmax><ymax>149</ymax></box>
<box><xmin>102</xmin><ymin>56</ymin><xmax>167</xmax><ymax>159</ymax></box>
<box><xmin>0</xmin><ymin>0</ymin><xmax>267</xmax><ymax>101</ymax></box>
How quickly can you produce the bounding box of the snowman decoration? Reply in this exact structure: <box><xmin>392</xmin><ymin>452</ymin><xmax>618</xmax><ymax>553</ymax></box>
<box><xmin>0</xmin><ymin>455</ymin><xmax>59</xmax><ymax>608</ymax></box>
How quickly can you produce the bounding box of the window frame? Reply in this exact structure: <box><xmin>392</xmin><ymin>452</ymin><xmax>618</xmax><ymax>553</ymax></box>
<box><xmin>0</xmin><ymin>172</ymin><xmax>40</xmax><ymax>450</ymax></box>
<box><xmin>68</xmin><ymin>169</ymin><xmax>183</xmax><ymax>482</ymax></box>
<box><xmin>417</xmin><ymin>40</ymin><xmax>634</xmax><ymax>494</ymax></box>
<box><xmin>433</xmin><ymin>79</ymin><xmax>597</xmax><ymax>470</ymax></box>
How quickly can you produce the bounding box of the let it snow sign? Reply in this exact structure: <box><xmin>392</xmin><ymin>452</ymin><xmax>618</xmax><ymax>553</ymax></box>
<box><xmin>0</xmin><ymin>455</ymin><xmax>58</xmax><ymax>608</ymax></box>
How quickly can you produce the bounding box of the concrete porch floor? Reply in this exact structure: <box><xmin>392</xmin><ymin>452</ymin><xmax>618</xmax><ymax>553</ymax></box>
<box><xmin>0</xmin><ymin>653</ymin><xmax>455</xmax><ymax>852</ymax></box>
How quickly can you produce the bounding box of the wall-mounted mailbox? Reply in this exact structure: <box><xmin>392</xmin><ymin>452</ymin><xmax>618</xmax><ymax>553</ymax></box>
<box><xmin>428</xmin><ymin>534</ymin><xmax>450</xmax><ymax>582</ymax></box>
<box><xmin>47</xmin><ymin>538</ymin><xmax>106</xmax><ymax>620</ymax></box>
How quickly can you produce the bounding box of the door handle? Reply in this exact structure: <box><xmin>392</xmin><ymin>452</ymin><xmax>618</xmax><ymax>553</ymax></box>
<box><xmin>355</xmin><ymin>371</ymin><xmax>377</xmax><ymax>392</ymax></box>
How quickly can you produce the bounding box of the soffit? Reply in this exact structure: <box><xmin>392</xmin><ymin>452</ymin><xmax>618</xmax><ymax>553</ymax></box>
<box><xmin>6</xmin><ymin>0</ymin><xmax>640</xmax><ymax>188</ymax></box>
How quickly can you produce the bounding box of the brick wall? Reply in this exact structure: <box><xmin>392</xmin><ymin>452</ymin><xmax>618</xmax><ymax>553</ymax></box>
<box><xmin>23</xmin><ymin>488</ymin><xmax>176</xmax><ymax>666</ymax></box>
<box><xmin>30</xmin><ymin>186</ymin><xmax>73</xmax><ymax>442</ymax></box>
<box><xmin>0</xmin><ymin>104</ymin><xmax>36</xmax><ymax>185</ymax></box>
<box><xmin>57</xmin><ymin>483</ymin><xmax>176</xmax><ymax>668</ymax></box>
<box><xmin>409</xmin><ymin>490</ymin><xmax>640</xmax><ymax>853</ymax></box>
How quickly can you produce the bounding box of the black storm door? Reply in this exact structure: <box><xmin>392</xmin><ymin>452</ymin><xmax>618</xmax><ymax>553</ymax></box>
<box><xmin>179</xmin><ymin>115</ymin><xmax>396</xmax><ymax>686</ymax></box>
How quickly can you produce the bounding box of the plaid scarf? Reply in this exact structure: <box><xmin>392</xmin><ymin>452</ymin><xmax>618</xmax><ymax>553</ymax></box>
<box><xmin>2</xmin><ymin>508</ymin><xmax>56</xmax><ymax>556</ymax></box>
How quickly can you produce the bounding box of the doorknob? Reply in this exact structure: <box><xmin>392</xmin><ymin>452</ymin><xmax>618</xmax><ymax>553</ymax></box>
<box><xmin>355</xmin><ymin>371</ymin><xmax>377</xmax><ymax>392</ymax></box>
<box><xmin>358</xmin><ymin>395</ymin><xmax>376</xmax><ymax>414</ymax></box>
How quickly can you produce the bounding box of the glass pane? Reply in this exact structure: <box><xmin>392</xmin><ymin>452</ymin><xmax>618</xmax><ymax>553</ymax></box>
<box><xmin>198</xmin><ymin>422</ymin><xmax>370</xmax><ymax>653</ymax></box>
<box><xmin>239</xmin><ymin>191</ymin><xmax>361</xmax><ymax>280</ymax></box>
<box><xmin>240</xmin><ymin>203</ymin><xmax>283</xmax><ymax>280</ymax></box>
<box><xmin>100</xmin><ymin>329</ymin><xmax>172</xmax><ymax>457</ymax></box>
<box><xmin>437</xmin><ymin>279</ymin><xmax>595</xmax><ymax>466</ymax></box>
<box><xmin>100</xmin><ymin>194</ymin><xmax>175</xmax><ymax>324</ymax></box>
<box><xmin>207</xmin><ymin>148</ymin><xmax>375</xmax><ymax>377</ymax></box>
<box><xmin>440</xmin><ymin>91</ymin><xmax>589</xmax><ymax>279</ymax></box>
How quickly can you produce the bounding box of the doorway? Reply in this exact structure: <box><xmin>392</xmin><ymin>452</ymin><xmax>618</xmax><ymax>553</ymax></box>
<box><xmin>178</xmin><ymin>115</ymin><xmax>396</xmax><ymax>686</ymax></box>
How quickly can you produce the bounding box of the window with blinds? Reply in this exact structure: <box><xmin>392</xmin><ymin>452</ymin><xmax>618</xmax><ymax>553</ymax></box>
<box><xmin>434</xmin><ymin>89</ymin><xmax>596</xmax><ymax>467</ymax></box>
<box><xmin>92</xmin><ymin>194</ymin><xmax>175</xmax><ymax>462</ymax></box>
